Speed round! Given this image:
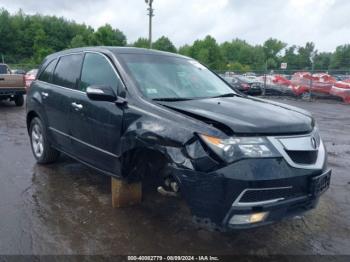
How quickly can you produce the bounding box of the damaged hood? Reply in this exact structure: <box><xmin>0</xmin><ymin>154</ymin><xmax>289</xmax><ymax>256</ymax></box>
<box><xmin>159</xmin><ymin>96</ymin><xmax>313</xmax><ymax>135</ymax></box>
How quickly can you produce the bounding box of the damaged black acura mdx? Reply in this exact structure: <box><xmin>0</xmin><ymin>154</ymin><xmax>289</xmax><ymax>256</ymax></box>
<box><xmin>26</xmin><ymin>47</ymin><xmax>331</xmax><ymax>230</ymax></box>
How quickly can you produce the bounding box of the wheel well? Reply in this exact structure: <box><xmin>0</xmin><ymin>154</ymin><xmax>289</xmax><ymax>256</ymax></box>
<box><xmin>121</xmin><ymin>148</ymin><xmax>170</xmax><ymax>183</ymax></box>
<box><xmin>26</xmin><ymin>111</ymin><xmax>39</xmax><ymax>132</ymax></box>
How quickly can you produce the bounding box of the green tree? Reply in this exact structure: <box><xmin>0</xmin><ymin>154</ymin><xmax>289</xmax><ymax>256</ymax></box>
<box><xmin>133</xmin><ymin>37</ymin><xmax>149</xmax><ymax>48</ymax></box>
<box><xmin>221</xmin><ymin>39</ymin><xmax>248</xmax><ymax>64</ymax></box>
<box><xmin>226</xmin><ymin>62</ymin><xmax>251</xmax><ymax>72</ymax></box>
<box><xmin>32</xmin><ymin>27</ymin><xmax>54</xmax><ymax>64</ymax></box>
<box><xmin>263</xmin><ymin>38</ymin><xmax>286</xmax><ymax>69</ymax></box>
<box><xmin>330</xmin><ymin>45</ymin><xmax>350</xmax><ymax>69</ymax></box>
<box><xmin>0</xmin><ymin>9</ymin><xmax>16</xmax><ymax>62</ymax></box>
<box><xmin>0</xmin><ymin>9</ymin><xmax>126</xmax><ymax>66</ymax></box>
<box><xmin>220</xmin><ymin>39</ymin><xmax>265</xmax><ymax>70</ymax></box>
<box><xmin>70</xmin><ymin>34</ymin><xmax>87</xmax><ymax>48</ymax></box>
<box><xmin>297</xmin><ymin>42</ymin><xmax>316</xmax><ymax>69</ymax></box>
<box><xmin>153</xmin><ymin>36</ymin><xmax>177</xmax><ymax>53</ymax></box>
<box><xmin>190</xmin><ymin>35</ymin><xmax>224</xmax><ymax>70</ymax></box>
<box><xmin>4</xmin><ymin>7</ymin><xmax>350</xmax><ymax>72</ymax></box>
<box><xmin>91</xmin><ymin>24</ymin><xmax>126</xmax><ymax>46</ymax></box>
<box><xmin>314</xmin><ymin>52</ymin><xmax>332</xmax><ymax>70</ymax></box>
<box><xmin>283</xmin><ymin>45</ymin><xmax>299</xmax><ymax>70</ymax></box>
<box><xmin>178</xmin><ymin>44</ymin><xmax>191</xmax><ymax>56</ymax></box>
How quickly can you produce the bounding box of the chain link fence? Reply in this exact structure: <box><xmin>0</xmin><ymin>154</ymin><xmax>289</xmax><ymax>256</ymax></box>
<box><xmin>6</xmin><ymin>62</ymin><xmax>350</xmax><ymax>104</ymax></box>
<box><xmin>215</xmin><ymin>69</ymin><xmax>350</xmax><ymax>104</ymax></box>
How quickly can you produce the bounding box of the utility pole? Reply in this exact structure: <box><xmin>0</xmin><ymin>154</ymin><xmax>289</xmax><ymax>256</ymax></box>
<box><xmin>263</xmin><ymin>60</ymin><xmax>268</xmax><ymax>96</ymax></box>
<box><xmin>309</xmin><ymin>51</ymin><xmax>316</xmax><ymax>101</ymax></box>
<box><xmin>145</xmin><ymin>0</ymin><xmax>154</xmax><ymax>49</ymax></box>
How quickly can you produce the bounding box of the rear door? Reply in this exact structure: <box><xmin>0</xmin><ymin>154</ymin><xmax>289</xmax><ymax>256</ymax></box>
<box><xmin>45</xmin><ymin>53</ymin><xmax>84</xmax><ymax>154</ymax></box>
<box><xmin>36</xmin><ymin>58</ymin><xmax>58</xmax><ymax>130</ymax></box>
<box><xmin>69</xmin><ymin>52</ymin><xmax>124</xmax><ymax>175</ymax></box>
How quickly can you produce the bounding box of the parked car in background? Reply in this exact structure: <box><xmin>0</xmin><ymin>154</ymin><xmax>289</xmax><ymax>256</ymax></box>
<box><xmin>333</xmin><ymin>74</ymin><xmax>350</xmax><ymax>81</ymax></box>
<box><xmin>224</xmin><ymin>75</ymin><xmax>263</xmax><ymax>95</ymax></box>
<box><xmin>25</xmin><ymin>69</ymin><xmax>38</xmax><ymax>89</ymax></box>
<box><xmin>243</xmin><ymin>72</ymin><xmax>257</xmax><ymax>77</ymax></box>
<box><xmin>290</xmin><ymin>72</ymin><xmax>336</xmax><ymax>98</ymax></box>
<box><xmin>330</xmin><ymin>80</ymin><xmax>350</xmax><ymax>103</ymax></box>
<box><xmin>26</xmin><ymin>47</ymin><xmax>330</xmax><ymax>230</ymax></box>
<box><xmin>11</xmin><ymin>69</ymin><xmax>26</xmax><ymax>75</ymax></box>
<box><xmin>0</xmin><ymin>63</ymin><xmax>26</xmax><ymax>106</ymax></box>
<box><xmin>263</xmin><ymin>74</ymin><xmax>295</xmax><ymax>96</ymax></box>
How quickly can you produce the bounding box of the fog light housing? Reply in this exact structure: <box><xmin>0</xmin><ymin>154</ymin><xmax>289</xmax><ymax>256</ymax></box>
<box><xmin>229</xmin><ymin>212</ymin><xmax>269</xmax><ymax>225</ymax></box>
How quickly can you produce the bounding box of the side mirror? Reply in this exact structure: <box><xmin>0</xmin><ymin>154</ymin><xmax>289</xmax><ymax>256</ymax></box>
<box><xmin>86</xmin><ymin>85</ymin><xmax>117</xmax><ymax>102</ymax></box>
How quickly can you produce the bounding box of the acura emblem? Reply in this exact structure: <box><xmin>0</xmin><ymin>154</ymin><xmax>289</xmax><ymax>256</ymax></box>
<box><xmin>311</xmin><ymin>137</ymin><xmax>318</xmax><ymax>149</ymax></box>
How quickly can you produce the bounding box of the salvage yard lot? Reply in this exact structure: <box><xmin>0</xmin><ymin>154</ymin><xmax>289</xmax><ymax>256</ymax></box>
<box><xmin>0</xmin><ymin>98</ymin><xmax>349</xmax><ymax>255</ymax></box>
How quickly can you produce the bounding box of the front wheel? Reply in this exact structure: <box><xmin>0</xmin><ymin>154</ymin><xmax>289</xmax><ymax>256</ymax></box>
<box><xmin>29</xmin><ymin>117</ymin><xmax>60</xmax><ymax>164</ymax></box>
<box><xmin>14</xmin><ymin>95</ymin><xmax>24</xmax><ymax>107</ymax></box>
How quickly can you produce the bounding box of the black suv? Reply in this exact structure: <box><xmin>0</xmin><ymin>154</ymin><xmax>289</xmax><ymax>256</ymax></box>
<box><xmin>26</xmin><ymin>47</ymin><xmax>331</xmax><ymax>230</ymax></box>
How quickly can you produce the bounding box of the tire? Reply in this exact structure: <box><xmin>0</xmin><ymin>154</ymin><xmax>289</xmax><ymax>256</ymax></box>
<box><xmin>14</xmin><ymin>95</ymin><xmax>24</xmax><ymax>107</ymax></box>
<box><xmin>29</xmin><ymin>117</ymin><xmax>60</xmax><ymax>164</ymax></box>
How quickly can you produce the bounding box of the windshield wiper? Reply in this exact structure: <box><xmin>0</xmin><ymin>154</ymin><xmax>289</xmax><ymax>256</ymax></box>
<box><xmin>210</xmin><ymin>93</ymin><xmax>237</xmax><ymax>98</ymax></box>
<box><xmin>152</xmin><ymin>97</ymin><xmax>193</xmax><ymax>102</ymax></box>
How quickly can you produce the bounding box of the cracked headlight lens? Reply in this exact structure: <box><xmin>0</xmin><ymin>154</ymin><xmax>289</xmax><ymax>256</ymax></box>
<box><xmin>199</xmin><ymin>134</ymin><xmax>281</xmax><ymax>163</ymax></box>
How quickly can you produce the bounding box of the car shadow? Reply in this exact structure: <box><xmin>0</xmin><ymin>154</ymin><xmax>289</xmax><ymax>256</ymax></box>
<box><xmin>24</xmin><ymin>153</ymin><xmax>326</xmax><ymax>255</ymax></box>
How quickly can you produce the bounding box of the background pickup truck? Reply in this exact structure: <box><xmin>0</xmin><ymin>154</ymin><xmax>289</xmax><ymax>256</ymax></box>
<box><xmin>0</xmin><ymin>64</ymin><xmax>26</xmax><ymax>106</ymax></box>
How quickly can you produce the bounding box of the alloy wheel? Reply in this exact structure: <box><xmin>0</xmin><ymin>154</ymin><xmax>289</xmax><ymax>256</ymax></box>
<box><xmin>31</xmin><ymin>124</ymin><xmax>44</xmax><ymax>158</ymax></box>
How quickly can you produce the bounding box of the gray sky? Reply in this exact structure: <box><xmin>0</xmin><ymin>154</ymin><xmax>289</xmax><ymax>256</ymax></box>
<box><xmin>1</xmin><ymin>0</ymin><xmax>349</xmax><ymax>52</ymax></box>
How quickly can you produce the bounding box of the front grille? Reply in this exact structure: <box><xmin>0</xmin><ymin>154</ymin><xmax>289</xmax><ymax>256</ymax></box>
<box><xmin>240</xmin><ymin>187</ymin><xmax>303</xmax><ymax>203</ymax></box>
<box><xmin>286</xmin><ymin>150</ymin><xmax>318</xmax><ymax>165</ymax></box>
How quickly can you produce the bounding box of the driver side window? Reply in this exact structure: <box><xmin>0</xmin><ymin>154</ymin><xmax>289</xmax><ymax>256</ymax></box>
<box><xmin>79</xmin><ymin>53</ymin><xmax>121</xmax><ymax>92</ymax></box>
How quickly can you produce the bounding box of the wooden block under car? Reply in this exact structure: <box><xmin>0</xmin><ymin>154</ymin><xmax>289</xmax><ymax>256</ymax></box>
<box><xmin>111</xmin><ymin>177</ymin><xmax>142</xmax><ymax>208</ymax></box>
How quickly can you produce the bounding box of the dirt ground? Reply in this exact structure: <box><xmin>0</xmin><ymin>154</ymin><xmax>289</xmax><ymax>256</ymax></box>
<box><xmin>0</xmin><ymin>97</ymin><xmax>349</xmax><ymax>255</ymax></box>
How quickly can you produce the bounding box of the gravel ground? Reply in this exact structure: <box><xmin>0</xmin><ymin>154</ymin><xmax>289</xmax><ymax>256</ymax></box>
<box><xmin>0</xmin><ymin>98</ymin><xmax>349</xmax><ymax>255</ymax></box>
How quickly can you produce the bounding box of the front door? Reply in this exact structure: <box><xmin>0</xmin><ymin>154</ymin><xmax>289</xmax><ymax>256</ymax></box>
<box><xmin>69</xmin><ymin>52</ymin><xmax>124</xmax><ymax>175</ymax></box>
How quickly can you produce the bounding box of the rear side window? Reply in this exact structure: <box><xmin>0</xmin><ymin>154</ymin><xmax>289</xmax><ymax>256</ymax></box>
<box><xmin>79</xmin><ymin>53</ymin><xmax>121</xmax><ymax>92</ymax></box>
<box><xmin>53</xmin><ymin>54</ymin><xmax>83</xmax><ymax>89</ymax></box>
<box><xmin>38</xmin><ymin>59</ymin><xmax>57</xmax><ymax>83</ymax></box>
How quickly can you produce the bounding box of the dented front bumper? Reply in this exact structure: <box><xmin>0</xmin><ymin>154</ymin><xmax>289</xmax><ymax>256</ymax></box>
<box><xmin>171</xmin><ymin>158</ymin><xmax>330</xmax><ymax>230</ymax></box>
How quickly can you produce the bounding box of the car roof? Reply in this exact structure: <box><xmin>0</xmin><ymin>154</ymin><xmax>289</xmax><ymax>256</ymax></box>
<box><xmin>45</xmin><ymin>46</ymin><xmax>188</xmax><ymax>60</ymax></box>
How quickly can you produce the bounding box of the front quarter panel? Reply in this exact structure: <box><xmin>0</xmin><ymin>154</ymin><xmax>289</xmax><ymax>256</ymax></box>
<box><xmin>120</xmin><ymin>100</ymin><xmax>226</xmax><ymax>174</ymax></box>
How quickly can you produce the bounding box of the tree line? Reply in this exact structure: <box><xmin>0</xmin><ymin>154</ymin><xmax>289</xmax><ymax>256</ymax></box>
<box><xmin>1</xmin><ymin>9</ymin><xmax>350</xmax><ymax>72</ymax></box>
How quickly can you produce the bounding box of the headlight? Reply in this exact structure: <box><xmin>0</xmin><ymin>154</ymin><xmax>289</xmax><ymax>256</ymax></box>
<box><xmin>313</xmin><ymin>126</ymin><xmax>321</xmax><ymax>147</ymax></box>
<box><xmin>199</xmin><ymin>134</ymin><xmax>281</xmax><ymax>163</ymax></box>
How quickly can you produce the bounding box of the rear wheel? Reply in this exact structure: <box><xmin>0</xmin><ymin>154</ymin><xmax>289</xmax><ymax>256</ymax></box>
<box><xmin>29</xmin><ymin>117</ymin><xmax>60</xmax><ymax>164</ymax></box>
<box><xmin>14</xmin><ymin>95</ymin><xmax>24</xmax><ymax>107</ymax></box>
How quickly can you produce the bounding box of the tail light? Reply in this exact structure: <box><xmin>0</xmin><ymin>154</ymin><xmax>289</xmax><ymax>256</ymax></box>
<box><xmin>24</xmin><ymin>74</ymin><xmax>31</xmax><ymax>91</ymax></box>
<box><xmin>23</xmin><ymin>75</ymin><xmax>27</xmax><ymax>90</ymax></box>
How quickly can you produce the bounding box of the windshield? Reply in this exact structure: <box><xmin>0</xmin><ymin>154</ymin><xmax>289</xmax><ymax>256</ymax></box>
<box><xmin>118</xmin><ymin>54</ymin><xmax>236</xmax><ymax>100</ymax></box>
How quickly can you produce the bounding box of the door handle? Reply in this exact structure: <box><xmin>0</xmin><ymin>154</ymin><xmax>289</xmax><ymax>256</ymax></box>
<box><xmin>41</xmin><ymin>92</ymin><xmax>49</xmax><ymax>98</ymax></box>
<box><xmin>71</xmin><ymin>102</ymin><xmax>83</xmax><ymax>111</ymax></box>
